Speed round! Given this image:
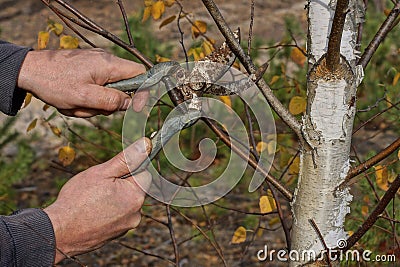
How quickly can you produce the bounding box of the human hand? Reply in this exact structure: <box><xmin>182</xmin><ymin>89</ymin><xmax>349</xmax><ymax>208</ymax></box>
<box><xmin>17</xmin><ymin>49</ymin><xmax>147</xmax><ymax>117</ymax></box>
<box><xmin>44</xmin><ymin>137</ymin><xmax>152</xmax><ymax>263</ymax></box>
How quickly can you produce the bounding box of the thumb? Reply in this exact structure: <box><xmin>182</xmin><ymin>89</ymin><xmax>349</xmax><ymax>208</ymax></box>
<box><xmin>102</xmin><ymin>137</ymin><xmax>152</xmax><ymax>178</ymax></box>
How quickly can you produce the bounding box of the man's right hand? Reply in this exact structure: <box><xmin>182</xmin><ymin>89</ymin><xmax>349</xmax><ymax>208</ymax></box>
<box><xmin>44</xmin><ymin>137</ymin><xmax>152</xmax><ymax>264</ymax></box>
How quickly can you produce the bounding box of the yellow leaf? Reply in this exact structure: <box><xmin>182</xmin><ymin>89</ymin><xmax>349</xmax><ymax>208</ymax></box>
<box><xmin>259</xmin><ymin>195</ymin><xmax>276</xmax><ymax>213</ymax></box>
<box><xmin>202</xmin><ymin>40</ymin><xmax>214</xmax><ymax>56</ymax></box>
<box><xmin>188</xmin><ymin>47</ymin><xmax>204</xmax><ymax>61</ymax></box>
<box><xmin>151</xmin><ymin>1</ymin><xmax>165</xmax><ymax>20</ymax></box>
<box><xmin>26</xmin><ymin>118</ymin><xmax>38</xmax><ymax>133</ymax></box>
<box><xmin>374</xmin><ymin>165</ymin><xmax>389</xmax><ymax>191</ymax></box>
<box><xmin>163</xmin><ymin>0</ymin><xmax>175</xmax><ymax>7</ymax></box>
<box><xmin>393</xmin><ymin>72</ymin><xmax>400</xmax><ymax>86</ymax></box>
<box><xmin>192</xmin><ymin>20</ymin><xmax>207</xmax><ymax>38</ymax></box>
<box><xmin>256</xmin><ymin>228</ymin><xmax>263</xmax><ymax>237</ymax></box>
<box><xmin>289</xmin><ymin>156</ymin><xmax>300</xmax><ymax>175</ymax></box>
<box><xmin>267</xmin><ymin>140</ymin><xmax>277</xmax><ymax>155</ymax></box>
<box><xmin>50</xmin><ymin>125</ymin><xmax>62</xmax><ymax>137</ymax></box>
<box><xmin>289</xmin><ymin>96</ymin><xmax>307</xmax><ymax>115</ymax></box>
<box><xmin>398</xmin><ymin>150</ymin><xmax>400</xmax><ymax>160</ymax></box>
<box><xmin>361</xmin><ymin>205</ymin><xmax>369</xmax><ymax>217</ymax></box>
<box><xmin>144</xmin><ymin>0</ymin><xmax>154</xmax><ymax>7</ymax></box>
<box><xmin>384</xmin><ymin>9</ymin><xmax>391</xmax><ymax>16</ymax></box>
<box><xmin>156</xmin><ymin>54</ymin><xmax>171</xmax><ymax>62</ymax></box>
<box><xmin>59</xmin><ymin>36</ymin><xmax>79</xmax><ymax>49</ymax></box>
<box><xmin>49</xmin><ymin>22</ymin><xmax>64</xmax><ymax>36</ymax></box>
<box><xmin>268</xmin><ymin>217</ymin><xmax>280</xmax><ymax>227</ymax></box>
<box><xmin>23</xmin><ymin>93</ymin><xmax>33</xmax><ymax>109</ymax></box>
<box><xmin>159</xmin><ymin>15</ymin><xmax>176</xmax><ymax>29</ymax></box>
<box><xmin>38</xmin><ymin>31</ymin><xmax>50</xmax><ymax>50</ymax></box>
<box><xmin>291</xmin><ymin>47</ymin><xmax>306</xmax><ymax>66</ymax></box>
<box><xmin>142</xmin><ymin>6</ymin><xmax>152</xmax><ymax>22</ymax></box>
<box><xmin>219</xmin><ymin>96</ymin><xmax>231</xmax><ymax>107</ymax></box>
<box><xmin>347</xmin><ymin>231</ymin><xmax>354</xmax><ymax>236</ymax></box>
<box><xmin>388</xmin><ymin>171</ymin><xmax>396</xmax><ymax>183</ymax></box>
<box><xmin>58</xmin><ymin>146</ymin><xmax>76</xmax><ymax>166</ymax></box>
<box><xmin>231</xmin><ymin>226</ymin><xmax>246</xmax><ymax>244</ymax></box>
<box><xmin>270</xmin><ymin>75</ymin><xmax>280</xmax><ymax>85</ymax></box>
<box><xmin>256</xmin><ymin>141</ymin><xmax>268</xmax><ymax>154</ymax></box>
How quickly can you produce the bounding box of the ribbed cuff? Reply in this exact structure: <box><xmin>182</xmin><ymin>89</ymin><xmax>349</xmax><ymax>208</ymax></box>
<box><xmin>1</xmin><ymin>208</ymin><xmax>56</xmax><ymax>267</ymax></box>
<box><xmin>0</xmin><ymin>41</ymin><xmax>32</xmax><ymax>116</ymax></box>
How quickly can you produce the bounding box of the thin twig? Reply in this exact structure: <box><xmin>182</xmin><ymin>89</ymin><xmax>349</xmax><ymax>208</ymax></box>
<box><xmin>345</xmin><ymin>137</ymin><xmax>400</xmax><ymax>181</ymax></box>
<box><xmin>116</xmin><ymin>241</ymin><xmax>175</xmax><ymax>265</ymax></box>
<box><xmin>166</xmin><ymin>205</ymin><xmax>180</xmax><ymax>266</ymax></box>
<box><xmin>309</xmin><ymin>219</ymin><xmax>332</xmax><ymax>267</ymax></box>
<box><xmin>204</xmin><ymin>118</ymin><xmax>293</xmax><ymax>201</ymax></box>
<box><xmin>171</xmin><ymin>207</ymin><xmax>228</xmax><ymax>266</ymax></box>
<box><xmin>353</xmin><ymin>100</ymin><xmax>400</xmax><ymax>134</ymax></box>
<box><xmin>358</xmin><ymin>0</ymin><xmax>400</xmax><ymax>69</ymax></box>
<box><xmin>247</xmin><ymin>0</ymin><xmax>255</xmax><ymax>56</ymax></box>
<box><xmin>116</xmin><ymin>0</ymin><xmax>134</xmax><ymax>47</ymax></box>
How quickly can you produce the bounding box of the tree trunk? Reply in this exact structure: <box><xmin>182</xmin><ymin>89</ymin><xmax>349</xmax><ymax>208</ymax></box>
<box><xmin>290</xmin><ymin>0</ymin><xmax>364</xmax><ymax>266</ymax></box>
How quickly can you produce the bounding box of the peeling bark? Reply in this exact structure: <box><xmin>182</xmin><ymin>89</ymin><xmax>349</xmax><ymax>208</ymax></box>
<box><xmin>290</xmin><ymin>0</ymin><xmax>364</xmax><ymax>266</ymax></box>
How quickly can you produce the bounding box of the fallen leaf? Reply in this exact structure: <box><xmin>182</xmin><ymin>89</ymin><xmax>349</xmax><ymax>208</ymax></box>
<box><xmin>42</xmin><ymin>104</ymin><xmax>50</xmax><ymax>111</ymax></box>
<box><xmin>26</xmin><ymin>118</ymin><xmax>38</xmax><ymax>133</ymax></box>
<box><xmin>23</xmin><ymin>93</ymin><xmax>33</xmax><ymax>109</ymax></box>
<box><xmin>50</xmin><ymin>125</ymin><xmax>62</xmax><ymax>137</ymax></box>
<box><xmin>231</xmin><ymin>226</ymin><xmax>246</xmax><ymax>244</ymax></box>
<box><xmin>58</xmin><ymin>146</ymin><xmax>76</xmax><ymax>166</ymax></box>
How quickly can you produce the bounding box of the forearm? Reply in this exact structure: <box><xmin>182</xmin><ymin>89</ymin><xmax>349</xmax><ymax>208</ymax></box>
<box><xmin>0</xmin><ymin>40</ymin><xmax>31</xmax><ymax>116</ymax></box>
<box><xmin>0</xmin><ymin>208</ymin><xmax>55</xmax><ymax>266</ymax></box>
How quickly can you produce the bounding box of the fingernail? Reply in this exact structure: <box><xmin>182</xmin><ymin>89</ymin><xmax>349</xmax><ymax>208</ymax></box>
<box><xmin>137</xmin><ymin>138</ymin><xmax>152</xmax><ymax>154</ymax></box>
<box><xmin>122</xmin><ymin>98</ymin><xmax>131</xmax><ymax>110</ymax></box>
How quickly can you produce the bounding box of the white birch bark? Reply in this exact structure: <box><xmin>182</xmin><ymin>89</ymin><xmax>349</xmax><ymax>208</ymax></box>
<box><xmin>290</xmin><ymin>0</ymin><xmax>364</xmax><ymax>266</ymax></box>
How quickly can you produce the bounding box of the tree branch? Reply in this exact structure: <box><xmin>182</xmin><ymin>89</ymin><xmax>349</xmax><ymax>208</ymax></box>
<box><xmin>345</xmin><ymin>137</ymin><xmax>400</xmax><ymax>181</ymax></box>
<box><xmin>326</xmin><ymin>0</ymin><xmax>349</xmax><ymax>71</ymax></box>
<box><xmin>358</xmin><ymin>0</ymin><xmax>400</xmax><ymax>69</ymax></box>
<box><xmin>201</xmin><ymin>0</ymin><xmax>304</xmax><ymax>146</ymax></box>
<box><xmin>344</xmin><ymin>174</ymin><xmax>400</xmax><ymax>251</ymax></box>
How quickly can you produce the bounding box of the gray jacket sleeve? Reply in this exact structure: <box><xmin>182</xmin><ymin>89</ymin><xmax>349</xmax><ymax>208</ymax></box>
<box><xmin>0</xmin><ymin>40</ymin><xmax>31</xmax><ymax>116</ymax></box>
<box><xmin>0</xmin><ymin>208</ymin><xmax>56</xmax><ymax>266</ymax></box>
<box><xmin>0</xmin><ymin>42</ymin><xmax>56</xmax><ymax>266</ymax></box>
